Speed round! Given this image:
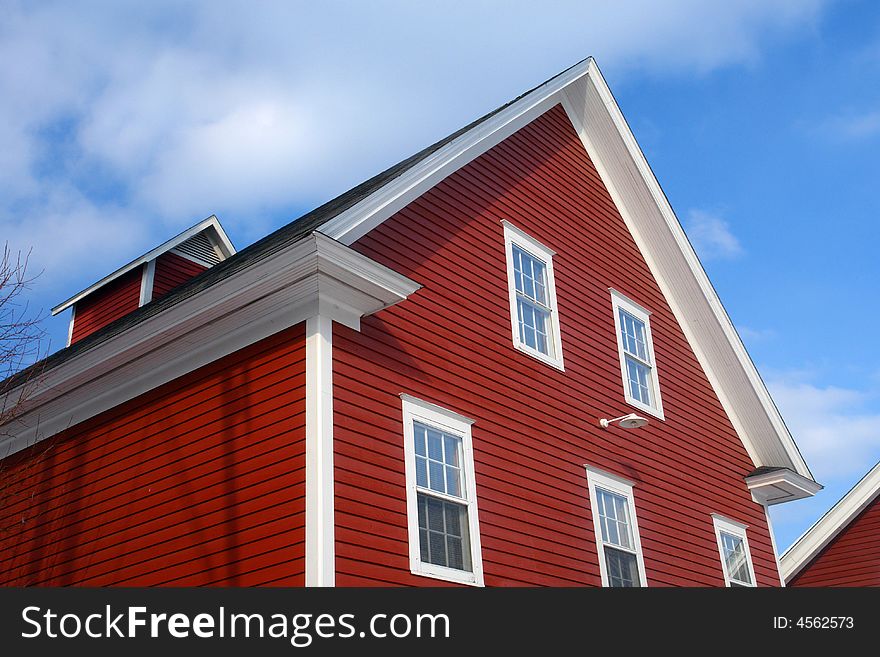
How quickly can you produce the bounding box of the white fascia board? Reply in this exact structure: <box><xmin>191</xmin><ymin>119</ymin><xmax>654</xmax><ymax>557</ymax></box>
<box><xmin>321</xmin><ymin>60</ymin><xmax>595</xmax><ymax>245</ymax></box>
<box><xmin>51</xmin><ymin>215</ymin><xmax>236</xmax><ymax>315</ymax></box>
<box><xmin>318</xmin><ymin>56</ymin><xmax>815</xmax><ymax>484</ymax></box>
<box><xmin>1</xmin><ymin>233</ymin><xmax>419</xmax><ymax>458</ymax></box>
<box><xmin>564</xmin><ymin>62</ymin><xmax>815</xmax><ymax>483</ymax></box>
<box><xmin>780</xmin><ymin>461</ymin><xmax>880</xmax><ymax>583</ymax></box>
<box><xmin>745</xmin><ymin>468</ymin><xmax>823</xmax><ymax>506</ymax></box>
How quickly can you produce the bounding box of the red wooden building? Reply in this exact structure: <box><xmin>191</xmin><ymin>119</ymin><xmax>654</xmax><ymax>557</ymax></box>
<box><xmin>0</xmin><ymin>58</ymin><xmax>821</xmax><ymax>587</ymax></box>
<box><xmin>781</xmin><ymin>461</ymin><xmax>880</xmax><ymax>586</ymax></box>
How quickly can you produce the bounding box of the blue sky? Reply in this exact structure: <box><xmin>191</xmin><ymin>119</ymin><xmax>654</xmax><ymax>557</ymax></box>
<box><xmin>2</xmin><ymin>0</ymin><xmax>878</xmax><ymax>552</ymax></box>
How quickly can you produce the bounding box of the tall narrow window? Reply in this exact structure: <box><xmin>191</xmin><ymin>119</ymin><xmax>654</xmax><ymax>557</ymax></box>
<box><xmin>610</xmin><ymin>289</ymin><xmax>664</xmax><ymax>419</ymax></box>
<box><xmin>502</xmin><ymin>221</ymin><xmax>564</xmax><ymax>370</ymax></box>
<box><xmin>401</xmin><ymin>394</ymin><xmax>484</xmax><ymax>585</ymax></box>
<box><xmin>712</xmin><ymin>515</ymin><xmax>756</xmax><ymax>587</ymax></box>
<box><xmin>586</xmin><ymin>466</ymin><xmax>648</xmax><ymax>587</ymax></box>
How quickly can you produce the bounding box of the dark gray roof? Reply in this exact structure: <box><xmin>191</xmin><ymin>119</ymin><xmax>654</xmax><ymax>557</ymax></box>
<box><xmin>745</xmin><ymin>466</ymin><xmax>789</xmax><ymax>478</ymax></box>
<box><xmin>3</xmin><ymin>58</ymin><xmax>589</xmax><ymax>391</ymax></box>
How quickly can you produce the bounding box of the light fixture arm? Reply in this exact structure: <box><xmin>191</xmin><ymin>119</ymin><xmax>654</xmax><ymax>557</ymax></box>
<box><xmin>598</xmin><ymin>413</ymin><xmax>650</xmax><ymax>429</ymax></box>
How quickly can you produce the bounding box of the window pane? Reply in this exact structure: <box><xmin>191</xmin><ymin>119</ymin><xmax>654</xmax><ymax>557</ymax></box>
<box><xmin>446</xmin><ymin>466</ymin><xmax>462</xmax><ymax>497</ymax></box>
<box><xmin>417</xmin><ymin>493</ymin><xmax>471</xmax><ymax>572</ymax></box>
<box><xmin>419</xmin><ymin>529</ymin><xmax>429</xmax><ymax>562</ymax></box>
<box><xmin>414</xmin><ymin>421</ymin><xmax>464</xmax><ymax>499</ymax></box>
<box><xmin>626</xmin><ymin>357</ymin><xmax>652</xmax><ymax>405</ymax></box>
<box><xmin>427</xmin><ymin>428</ymin><xmax>443</xmax><ymax>461</ymax></box>
<box><xmin>619</xmin><ymin>310</ymin><xmax>648</xmax><ymax>361</ymax></box>
<box><xmin>416</xmin><ymin>455</ymin><xmax>428</xmax><ymax>488</ymax></box>
<box><xmin>425</xmin><ymin>495</ymin><xmax>445</xmax><ymax>531</ymax></box>
<box><xmin>613</xmin><ymin>495</ymin><xmax>633</xmax><ymax>550</ymax></box>
<box><xmin>444</xmin><ymin>435</ymin><xmax>460</xmax><ymax>467</ymax></box>
<box><xmin>605</xmin><ymin>546</ymin><xmax>640</xmax><ymax>587</ymax></box>
<box><xmin>429</xmin><ymin>460</ymin><xmax>445</xmax><ymax>491</ymax></box>
<box><xmin>447</xmin><ymin>535</ymin><xmax>465</xmax><ymax>570</ymax></box>
<box><xmin>517</xmin><ymin>298</ymin><xmax>551</xmax><ymax>356</ymax></box>
<box><xmin>721</xmin><ymin>532</ymin><xmax>752</xmax><ymax>584</ymax></box>
<box><xmin>596</xmin><ymin>488</ymin><xmax>633</xmax><ymax>551</ymax></box>
<box><xmin>512</xmin><ymin>245</ymin><xmax>548</xmax><ymax>306</ymax></box>
<box><xmin>414</xmin><ymin>424</ymin><xmax>427</xmax><ymax>457</ymax></box>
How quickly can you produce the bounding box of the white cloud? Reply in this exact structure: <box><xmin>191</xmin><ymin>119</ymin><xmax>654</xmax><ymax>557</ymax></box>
<box><xmin>1</xmin><ymin>186</ymin><xmax>149</xmax><ymax>295</ymax></box>
<box><xmin>684</xmin><ymin>210</ymin><xmax>744</xmax><ymax>260</ymax></box>
<box><xmin>768</xmin><ymin>375</ymin><xmax>880</xmax><ymax>481</ymax></box>
<box><xmin>823</xmin><ymin>110</ymin><xmax>880</xmax><ymax>139</ymax></box>
<box><xmin>0</xmin><ymin>0</ymin><xmax>830</xmax><ymax>348</ymax></box>
<box><xmin>737</xmin><ymin>325</ymin><xmax>776</xmax><ymax>342</ymax></box>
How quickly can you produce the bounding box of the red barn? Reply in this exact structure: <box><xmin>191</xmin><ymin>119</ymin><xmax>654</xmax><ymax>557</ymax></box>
<box><xmin>782</xmin><ymin>461</ymin><xmax>880</xmax><ymax>586</ymax></box>
<box><xmin>0</xmin><ymin>58</ymin><xmax>820</xmax><ymax>587</ymax></box>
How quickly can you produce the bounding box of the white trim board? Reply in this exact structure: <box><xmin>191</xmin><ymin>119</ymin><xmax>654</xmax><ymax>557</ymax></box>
<box><xmin>51</xmin><ymin>215</ymin><xmax>235</xmax><ymax>316</ymax></box>
<box><xmin>585</xmin><ymin>465</ymin><xmax>648</xmax><ymax>587</ymax></box>
<box><xmin>609</xmin><ymin>288</ymin><xmax>664</xmax><ymax>420</ymax></box>
<box><xmin>139</xmin><ymin>259</ymin><xmax>156</xmax><ymax>307</ymax></box>
<box><xmin>1</xmin><ymin>233</ymin><xmax>420</xmax><ymax>458</ymax></box>
<box><xmin>712</xmin><ymin>514</ymin><xmax>757</xmax><ymax>587</ymax></box>
<box><xmin>305</xmin><ymin>315</ymin><xmax>335</xmax><ymax>587</ymax></box>
<box><xmin>501</xmin><ymin>220</ymin><xmax>565</xmax><ymax>371</ymax></box>
<box><xmin>318</xmin><ymin>57</ymin><xmax>813</xmax><ymax>485</ymax></box>
<box><xmin>780</xmin><ymin>461</ymin><xmax>880</xmax><ymax>583</ymax></box>
<box><xmin>400</xmin><ymin>394</ymin><xmax>484</xmax><ymax>586</ymax></box>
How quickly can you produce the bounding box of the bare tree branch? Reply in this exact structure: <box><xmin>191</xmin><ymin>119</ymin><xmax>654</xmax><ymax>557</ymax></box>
<box><xmin>0</xmin><ymin>242</ymin><xmax>48</xmax><ymax>428</ymax></box>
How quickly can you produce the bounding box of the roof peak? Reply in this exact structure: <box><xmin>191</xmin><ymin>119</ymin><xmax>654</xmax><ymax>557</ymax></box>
<box><xmin>51</xmin><ymin>215</ymin><xmax>235</xmax><ymax>316</ymax></box>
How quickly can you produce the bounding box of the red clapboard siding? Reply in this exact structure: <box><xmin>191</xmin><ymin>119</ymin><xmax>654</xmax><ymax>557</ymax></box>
<box><xmin>789</xmin><ymin>495</ymin><xmax>880</xmax><ymax>587</ymax></box>
<box><xmin>152</xmin><ymin>251</ymin><xmax>208</xmax><ymax>300</ymax></box>
<box><xmin>335</xmin><ymin>103</ymin><xmax>781</xmax><ymax>587</ymax></box>
<box><xmin>0</xmin><ymin>323</ymin><xmax>307</xmax><ymax>587</ymax></box>
<box><xmin>70</xmin><ymin>266</ymin><xmax>143</xmax><ymax>344</ymax></box>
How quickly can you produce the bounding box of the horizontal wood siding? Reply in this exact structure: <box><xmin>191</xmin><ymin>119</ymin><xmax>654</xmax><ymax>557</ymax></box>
<box><xmin>335</xmin><ymin>103</ymin><xmax>780</xmax><ymax>587</ymax></box>
<box><xmin>789</xmin><ymin>496</ymin><xmax>880</xmax><ymax>586</ymax></box>
<box><xmin>152</xmin><ymin>251</ymin><xmax>208</xmax><ymax>300</ymax></box>
<box><xmin>0</xmin><ymin>323</ymin><xmax>306</xmax><ymax>586</ymax></box>
<box><xmin>70</xmin><ymin>266</ymin><xmax>143</xmax><ymax>344</ymax></box>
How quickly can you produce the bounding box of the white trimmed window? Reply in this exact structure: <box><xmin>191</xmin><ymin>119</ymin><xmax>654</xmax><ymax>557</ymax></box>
<box><xmin>401</xmin><ymin>394</ymin><xmax>484</xmax><ymax>586</ymax></box>
<box><xmin>610</xmin><ymin>289</ymin><xmax>664</xmax><ymax>419</ymax></box>
<box><xmin>585</xmin><ymin>466</ymin><xmax>647</xmax><ymax>587</ymax></box>
<box><xmin>502</xmin><ymin>220</ymin><xmax>564</xmax><ymax>370</ymax></box>
<box><xmin>712</xmin><ymin>515</ymin><xmax>757</xmax><ymax>587</ymax></box>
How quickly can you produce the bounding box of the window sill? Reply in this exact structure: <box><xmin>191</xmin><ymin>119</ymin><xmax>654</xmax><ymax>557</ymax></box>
<box><xmin>410</xmin><ymin>564</ymin><xmax>485</xmax><ymax>587</ymax></box>
<box><xmin>623</xmin><ymin>395</ymin><xmax>665</xmax><ymax>421</ymax></box>
<box><xmin>513</xmin><ymin>341</ymin><xmax>565</xmax><ymax>371</ymax></box>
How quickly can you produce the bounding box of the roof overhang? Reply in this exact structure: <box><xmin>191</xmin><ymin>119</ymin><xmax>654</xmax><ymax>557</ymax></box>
<box><xmin>780</xmin><ymin>461</ymin><xmax>880</xmax><ymax>583</ymax></box>
<box><xmin>51</xmin><ymin>215</ymin><xmax>236</xmax><ymax>315</ymax></box>
<box><xmin>3</xmin><ymin>57</ymin><xmax>818</xmax><ymax>495</ymax></box>
<box><xmin>745</xmin><ymin>467</ymin><xmax>823</xmax><ymax>506</ymax></box>
<box><xmin>318</xmin><ymin>57</ymin><xmax>817</xmax><ymax>489</ymax></box>
<box><xmin>1</xmin><ymin>232</ymin><xmax>419</xmax><ymax>458</ymax></box>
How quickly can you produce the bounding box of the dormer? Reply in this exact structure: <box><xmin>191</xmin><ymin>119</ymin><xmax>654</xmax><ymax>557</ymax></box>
<box><xmin>52</xmin><ymin>216</ymin><xmax>235</xmax><ymax>346</ymax></box>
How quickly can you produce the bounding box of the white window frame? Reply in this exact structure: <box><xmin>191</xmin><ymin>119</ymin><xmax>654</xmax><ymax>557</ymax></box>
<box><xmin>712</xmin><ymin>514</ymin><xmax>757</xmax><ymax>588</ymax></box>
<box><xmin>610</xmin><ymin>288</ymin><xmax>664</xmax><ymax>419</ymax></box>
<box><xmin>585</xmin><ymin>466</ymin><xmax>648</xmax><ymax>587</ymax></box>
<box><xmin>401</xmin><ymin>394</ymin><xmax>484</xmax><ymax>586</ymax></box>
<box><xmin>502</xmin><ymin>220</ymin><xmax>565</xmax><ymax>370</ymax></box>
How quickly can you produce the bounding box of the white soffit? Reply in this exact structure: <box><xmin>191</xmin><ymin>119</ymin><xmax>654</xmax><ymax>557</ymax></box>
<box><xmin>322</xmin><ymin>57</ymin><xmax>814</xmax><ymax>483</ymax></box>
<box><xmin>1</xmin><ymin>233</ymin><xmax>419</xmax><ymax>458</ymax></box>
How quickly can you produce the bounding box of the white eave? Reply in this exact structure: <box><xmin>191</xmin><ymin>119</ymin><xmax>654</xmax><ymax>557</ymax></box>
<box><xmin>5</xmin><ymin>57</ymin><xmax>817</xmax><ymax>492</ymax></box>
<box><xmin>1</xmin><ymin>232</ymin><xmax>420</xmax><ymax>458</ymax></box>
<box><xmin>51</xmin><ymin>215</ymin><xmax>236</xmax><ymax>316</ymax></box>
<box><xmin>318</xmin><ymin>57</ymin><xmax>816</xmax><ymax>487</ymax></box>
<box><xmin>745</xmin><ymin>468</ymin><xmax>823</xmax><ymax>506</ymax></box>
<box><xmin>780</xmin><ymin>461</ymin><xmax>880</xmax><ymax>583</ymax></box>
